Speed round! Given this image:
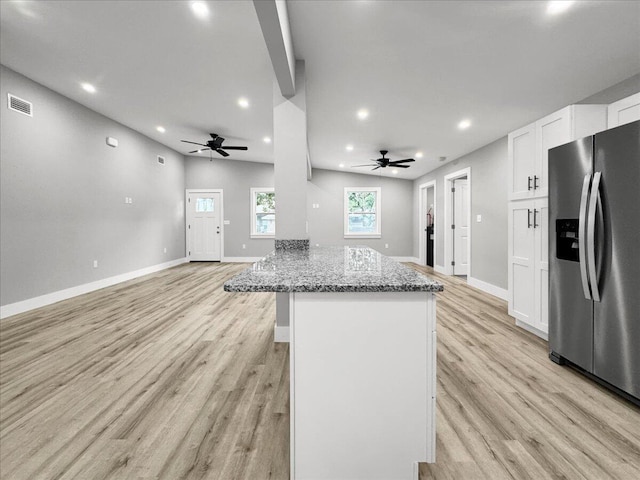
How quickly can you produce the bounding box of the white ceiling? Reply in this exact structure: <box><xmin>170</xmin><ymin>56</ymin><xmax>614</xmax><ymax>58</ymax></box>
<box><xmin>1</xmin><ymin>1</ymin><xmax>639</xmax><ymax>180</ymax></box>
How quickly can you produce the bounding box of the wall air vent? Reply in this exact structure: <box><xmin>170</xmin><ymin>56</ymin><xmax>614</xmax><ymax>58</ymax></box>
<box><xmin>157</xmin><ymin>155</ymin><xmax>166</xmax><ymax>165</ymax></box>
<box><xmin>8</xmin><ymin>94</ymin><xmax>33</xmax><ymax>117</ymax></box>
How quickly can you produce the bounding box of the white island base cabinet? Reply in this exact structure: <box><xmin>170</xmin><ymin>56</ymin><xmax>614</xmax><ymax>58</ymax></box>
<box><xmin>290</xmin><ymin>291</ymin><xmax>437</xmax><ymax>480</ymax></box>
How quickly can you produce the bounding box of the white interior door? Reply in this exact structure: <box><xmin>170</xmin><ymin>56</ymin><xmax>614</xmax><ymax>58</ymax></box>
<box><xmin>453</xmin><ymin>179</ymin><xmax>469</xmax><ymax>275</ymax></box>
<box><xmin>187</xmin><ymin>191</ymin><xmax>221</xmax><ymax>261</ymax></box>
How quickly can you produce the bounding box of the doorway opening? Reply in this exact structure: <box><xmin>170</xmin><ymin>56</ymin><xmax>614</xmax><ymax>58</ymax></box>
<box><xmin>185</xmin><ymin>189</ymin><xmax>224</xmax><ymax>261</ymax></box>
<box><xmin>418</xmin><ymin>181</ymin><xmax>436</xmax><ymax>268</ymax></box>
<box><xmin>444</xmin><ymin>168</ymin><xmax>471</xmax><ymax>277</ymax></box>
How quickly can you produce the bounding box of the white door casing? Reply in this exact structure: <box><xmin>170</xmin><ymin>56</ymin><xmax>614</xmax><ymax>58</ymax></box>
<box><xmin>418</xmin><ymin>181</ymin><xmax>436</xmax><ymax>267</ymax></box>
<box><xmin>186</xmin><ymin>189</ymin><xmax>223</xmax><ymax>261</ymax></box>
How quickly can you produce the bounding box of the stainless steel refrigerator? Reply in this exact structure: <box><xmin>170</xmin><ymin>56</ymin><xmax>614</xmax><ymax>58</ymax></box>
<box><xmin>549</xmin><ymin>120</ymin><xmax>639</xmax><ymax>404</ymax></box>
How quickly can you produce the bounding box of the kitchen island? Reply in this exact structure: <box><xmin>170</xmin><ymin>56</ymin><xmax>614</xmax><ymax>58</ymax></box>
<box><xmin>224</xmin><ymin>245</ymin><xmax>443</xmax><ymax>480</ymax></box>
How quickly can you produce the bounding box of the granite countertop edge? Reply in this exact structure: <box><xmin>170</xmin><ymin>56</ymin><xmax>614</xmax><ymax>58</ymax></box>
<box><xmin>223</xmin><ymin>246</ymin><xmax>444</xmax><ymax>294</ymax></box>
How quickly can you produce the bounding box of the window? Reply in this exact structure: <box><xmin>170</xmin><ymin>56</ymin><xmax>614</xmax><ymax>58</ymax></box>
<box><xmin>195</xmin><ymin>197</ymin><xmax>214</xmax><ymax>212</ymax></box>
<box><xmin>344</xmin><ymin>187</ymin><xmax>381</xmax><ymax>238</ymax></box>
<box><xmin>251</xmin><ymin>187</ymin><xmax>275</xmax><ymax>237</ymax></box>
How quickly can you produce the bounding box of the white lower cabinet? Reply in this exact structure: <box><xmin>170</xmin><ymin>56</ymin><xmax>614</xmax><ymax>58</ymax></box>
<box><xmin>508</xmin><ymin>198</ymin><xmax>548</xmax><ymax>338</ymax></box>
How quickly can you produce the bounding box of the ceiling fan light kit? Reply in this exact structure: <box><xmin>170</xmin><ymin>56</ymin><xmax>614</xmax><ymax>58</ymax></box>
<box><xmin>351</xmin><ymin>150</ymin><xmax>415</xmax><ymax>171</ymax></box>
<box><xmin>181</xmin><ymin>133</ymin><xmax>248</xmax><ymax>158</ymax></box>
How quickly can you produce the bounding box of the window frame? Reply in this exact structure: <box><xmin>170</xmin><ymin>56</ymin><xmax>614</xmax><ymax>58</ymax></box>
<box><xmin>343</xmin><ymin>186</ymin><xmax>382</xmax><ymax>238</ymax></box>
<box><xmin>251</xmin><ymin>187</ymin><xmax>276</xmax><ymax>238</ymax></box>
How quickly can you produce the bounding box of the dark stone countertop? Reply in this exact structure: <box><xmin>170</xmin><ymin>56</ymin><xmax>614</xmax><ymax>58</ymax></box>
<box><xmin>223</xmin><ymin>245</ymin><xmax>444</xmax><ymax>293</ymax></box>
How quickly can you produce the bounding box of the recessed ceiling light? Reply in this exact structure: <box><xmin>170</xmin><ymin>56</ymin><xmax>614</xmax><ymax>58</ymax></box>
<box><xmin>156</xmin><ymin>126</ymin><xmax>166</xmax><ymax>133</ymax></box>
<box><xmin>346</xmin><ymin>144</ymin><xmax>354</xmax><ymax>151</ymax></box>
<box><xmin>356</xmin><ymin>109</ymin><xmax>369</xmax><ymax>120</ymax></box>
<box><xmin>547</xmin><ymin>1</ymin><xmax>574</xmax><ymax>15</ymax></box>
<box><xmin>263</xmin><ymin>136</ymin><xmax>272</xmax><ymax>144</ymax></box>
<box><xmin>191</xmin><ymin>1</ymin><xmax>210</xmax><ymax>18</ymax></box>
<box><xmin>339</xmin><ymin>163</ymin><xmax>345</xmax><ymax>168</ymax></box>
<box><xmin>458</xmin><ymin>119</ymin><xmax>471</xmax><ymax>130</ymax></box>
<box><xmin>238</xmin><ymin>97</ymin><xmax>249</xmax><ymax>109</ymax></box>
<box><xmin>392</xmin><ymin>169</ymin><xmax>398</xmax><ymax>174</ymax></box>
<box><xmin>415</xmin><ymin>151</ymin><xmax>423</xmax><ymax>158</ymax></box>
<box><xmin>81</xmin><ymin>82</ymin><xmax>96</xmax><ymax>93</ymax></box>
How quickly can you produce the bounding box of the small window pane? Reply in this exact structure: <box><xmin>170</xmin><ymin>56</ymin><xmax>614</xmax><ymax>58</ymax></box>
<box><xmin>256</xmin><ymin>213</ymin><xmax>276</xmax><ymax>235</ymax></box>
<box><xmin>348</xmin><ymin>213</ymin><xmax>377</xmax><ymax>234</ymax></box>
<box><xmin>196</xmin><ymin>198</ymin><xmax>214</xmax><ymax>212</ymax></box>
<box><xmin>348</xmin><ymin>191</ymin><xmax>376</xmax><ymax>213</ymax></box>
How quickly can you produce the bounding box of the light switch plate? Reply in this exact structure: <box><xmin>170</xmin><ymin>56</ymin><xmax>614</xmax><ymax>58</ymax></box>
<box><xmin>476</xmin><ymin>214</ymin><xmax>482</xmax><ymax>222</ymax></box>
<box><xmin>223</xmin><ymin>220</ymin><xmax>230</xmax><ymax>225</ymax></box>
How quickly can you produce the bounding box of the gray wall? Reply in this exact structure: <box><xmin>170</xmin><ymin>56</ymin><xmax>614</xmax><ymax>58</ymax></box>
<box><xmin>578</xmin><ymin>73</ymin><xmax>640</xmax><ymax>105</ymax></box>
<box><xmin>413</xmin><ymin>138</ymin><xmax>509</xmax><ymax>289</ymax></box>
<box><xmin>308</xmin><ymin>169</ymin><xmax>414</xmax><ymax>256</ymax></box>
<box><xmin>184</xmin><ymin>156</ymin><xmax>275</xmax><ymax>258</ymax></box>
<box><xmin>0</xmin><ymin>65</ymin><xmax>185</xmax><ymax>306</ymax></box>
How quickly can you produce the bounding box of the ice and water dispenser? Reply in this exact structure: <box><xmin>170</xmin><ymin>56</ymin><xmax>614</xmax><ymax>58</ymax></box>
<box><xmin>556</xmin><ymin>219</ymin><xmax>580</xmax><ymax>262</ymax></box>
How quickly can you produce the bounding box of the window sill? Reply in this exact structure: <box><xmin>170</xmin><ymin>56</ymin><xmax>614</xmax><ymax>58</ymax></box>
<box><xmin>343</xmin><ymin>234</ymin><xmax>382</xmax><ymax>239</ymax></box>
<box><xmin>251</xmin><ymin>235</ymin><xmax>275</xmax><ymax>239</ymax></box>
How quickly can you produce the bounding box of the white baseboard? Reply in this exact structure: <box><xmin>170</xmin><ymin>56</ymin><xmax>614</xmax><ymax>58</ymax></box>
<box><xmin>515</xmin><ymin>320</ymin><xmax>548</xmax><ymax>341</ymax></box>
<box><xmin>391</xmin><ymin>256</ymin><xmax>420</xmax><ymax>263</ymax></box>
<box><xmin>467</xmin><ymin>276</ymin><xmax>508</xmax><ymax>301</ymax></box>
<box><xmin>434</xmin><ymin>265</ymin><xmax>447</xmax><ymax>274</ymax></box>
<box><xmin>274</xmin><ymin>324</ymin><xmax>290</xmax><ymax>343</ymax></box>
<box><xmin>222</xmin><ymin>256</ymin><xmax>262</xmax><ymax>263</ymax></box>
<box><xmin>0</xmin><ymin>257</ymin><xmax>188</xmax><ymax>320</ymax></box>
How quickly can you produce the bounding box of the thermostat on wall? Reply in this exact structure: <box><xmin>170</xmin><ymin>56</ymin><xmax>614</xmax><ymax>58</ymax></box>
<box><xmin>106</xmin><ymin>136</ymin><xmax>118</xmax><ymax>147</ymax></box>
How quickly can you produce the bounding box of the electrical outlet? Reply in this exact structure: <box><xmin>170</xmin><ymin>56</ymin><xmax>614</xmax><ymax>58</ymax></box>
<box><xmin>93</xmin><ymin>260</ymin><xmax>98</xmax><ymax>268</ymax></box>
<box><xmin>476</xmin><ymin>214</ymin><xmax>482</xmax><ymax>223</ymax></box>
<box><xmin>163</xmin><ymin>247</ymin><xmax>167</xmax><ymax>253</ymax></box>
<box><xmin>315</xmin><ymin>243</ymin><xmax>320</xmax><ymax>247</ymax></box>
<box><xmin>385</xmin><ymin>243</ymin><xmax>389</xmax><ymax>249</ymax></box>
<box><xmin>242</xmin><ymin>244</ymin><xmax>246</xmax><ymax>249</ymax></box>
<box><xmin>125</xmin><ymin>197</ymin><xmax>128</xmax><ymax>204</ymax></box>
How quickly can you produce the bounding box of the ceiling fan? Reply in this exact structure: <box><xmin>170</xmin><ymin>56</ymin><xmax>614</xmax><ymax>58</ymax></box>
<box><xmin>352</xmin><ymin>150</ymin><xmax>415</xmax><ymax>170</ymax></box>
<box><xmin>181</xmin><ymin>133</ymin><xmax>248</xmax><ymax>157</ymax></box>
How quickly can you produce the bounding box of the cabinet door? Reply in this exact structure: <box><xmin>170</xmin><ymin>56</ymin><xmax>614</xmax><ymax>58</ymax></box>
<box><xmin>607</xmin><ymin>92</ymin><xmax>640</xmax><ymax>128</ymax></box>
<box><xmin>508</xmin><ymin>124</ymin><xmax>536</xmax><ymax>200</ymax></box>
<box><xmin>535</xmin><ymin>107</ymin><xmax>572</xmax><ymax>198</ymax></box>
<box><xmin>508</xmin><ymin>201</ymin><xmax>536</xmax><ymax>326</ymax></box>
<box><xmin>534</xmin><ymin>198</ymin><xmax>549</xmax><ymax>334</ymax></box>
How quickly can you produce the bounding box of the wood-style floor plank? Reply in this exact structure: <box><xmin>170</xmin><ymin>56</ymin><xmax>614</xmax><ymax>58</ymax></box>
<box><xmin>1</xmin><ymin>261</ymin><xmax>639</xmax><ymax>479</ymax></box>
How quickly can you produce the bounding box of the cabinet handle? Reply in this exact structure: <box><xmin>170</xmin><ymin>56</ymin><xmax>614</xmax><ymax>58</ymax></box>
<box><xmin>533</xmin><ymin>209</ymin><xmax>539</xmax><ymax>228</ymax></box>
<box><xmin>527</xmin><ymin>209</ymin><xmax>532</xmax><ymax>228</ymax></box>
<box><xmin>534</xmin><ymin>175</ymin><xmax>540</xmax><ymax>190</ymax></box>
<box><xmin>527</xmin><ymin>176</ymin><xmax>532</xmax><ymax>191</ymax></box>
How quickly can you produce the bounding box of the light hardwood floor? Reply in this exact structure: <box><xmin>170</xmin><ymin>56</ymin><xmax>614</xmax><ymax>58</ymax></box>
<box><xmin>1</xmin><ymin>262</ymin><xmax>639</xmax><ymax>479</ymax></box>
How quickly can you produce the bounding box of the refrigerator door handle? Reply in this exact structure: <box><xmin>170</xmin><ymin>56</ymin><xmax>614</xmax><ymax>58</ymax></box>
<box><xmin>579</xmin><ymin>174</ymin><xmax>592</xmax><ymax>300</ymax></box>
<box><xmin>587</xmin><ymin>171</ymin><xmax>602</xmax><ymax>302</ymax></box>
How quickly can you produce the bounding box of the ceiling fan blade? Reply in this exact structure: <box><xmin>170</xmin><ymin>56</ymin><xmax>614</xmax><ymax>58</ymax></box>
<box><xmin>181</xmin><ymin>140</ymin><xmax>207</xmax><ymax>146</ymax></box>
<box><xmin>216</xmin><ymin>148</ymin><xmax>230</xmax><ymax>157</ymax></box>
<box><xmin>390</xmin><ymin>159</ymin><xmax>415</xmax><ymax>164</ymax></box>
<box><xmin>222</xmin><ymin>146</ymin><xmax>248</xmax><ymax>150</ymax></box>
<box><xmin>393</xmin><ymin>164</ymin><xmax>411</xmax><ymax>168</ymax></box>
<box><xmin>189</xmin><ymin>148</ymin><xmax>211</xmax><ymax>154</ymax></box>
<box><xmin>351</xmin><ymin>164</ymin><xmax>378</xmax><ymax>167</ymax></box>
<box><xmin>371</xmin><ymin>166</ymin><xmax>381</xmax><ymax>171</ymax></box>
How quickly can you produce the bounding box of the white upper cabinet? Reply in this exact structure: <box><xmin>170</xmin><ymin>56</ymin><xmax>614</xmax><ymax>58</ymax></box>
<box><xmin>607</xmin><ymin>92</ymin><xmax>640</xmax><ymax>129</ymax></box>
<box><xmin>508</xmin><ymin>105</ymin><xmax>607</xmax><ymax>201</ymax></box>
<box><xmin>508</xmin><ymin>124</ymin><xmax>536</xmax><ymax>200</ymax></box>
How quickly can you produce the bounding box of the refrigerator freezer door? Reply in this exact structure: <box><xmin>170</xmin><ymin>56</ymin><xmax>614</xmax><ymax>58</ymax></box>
<box><xmin>548</xmin><ymin>137</ymin><xmax>594</xmax><ymax>372</ymax></box>
<box><xmin>593</xmin><ymin>120</ymin><xmax>640</xmax><ymax>399</ymax></box>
